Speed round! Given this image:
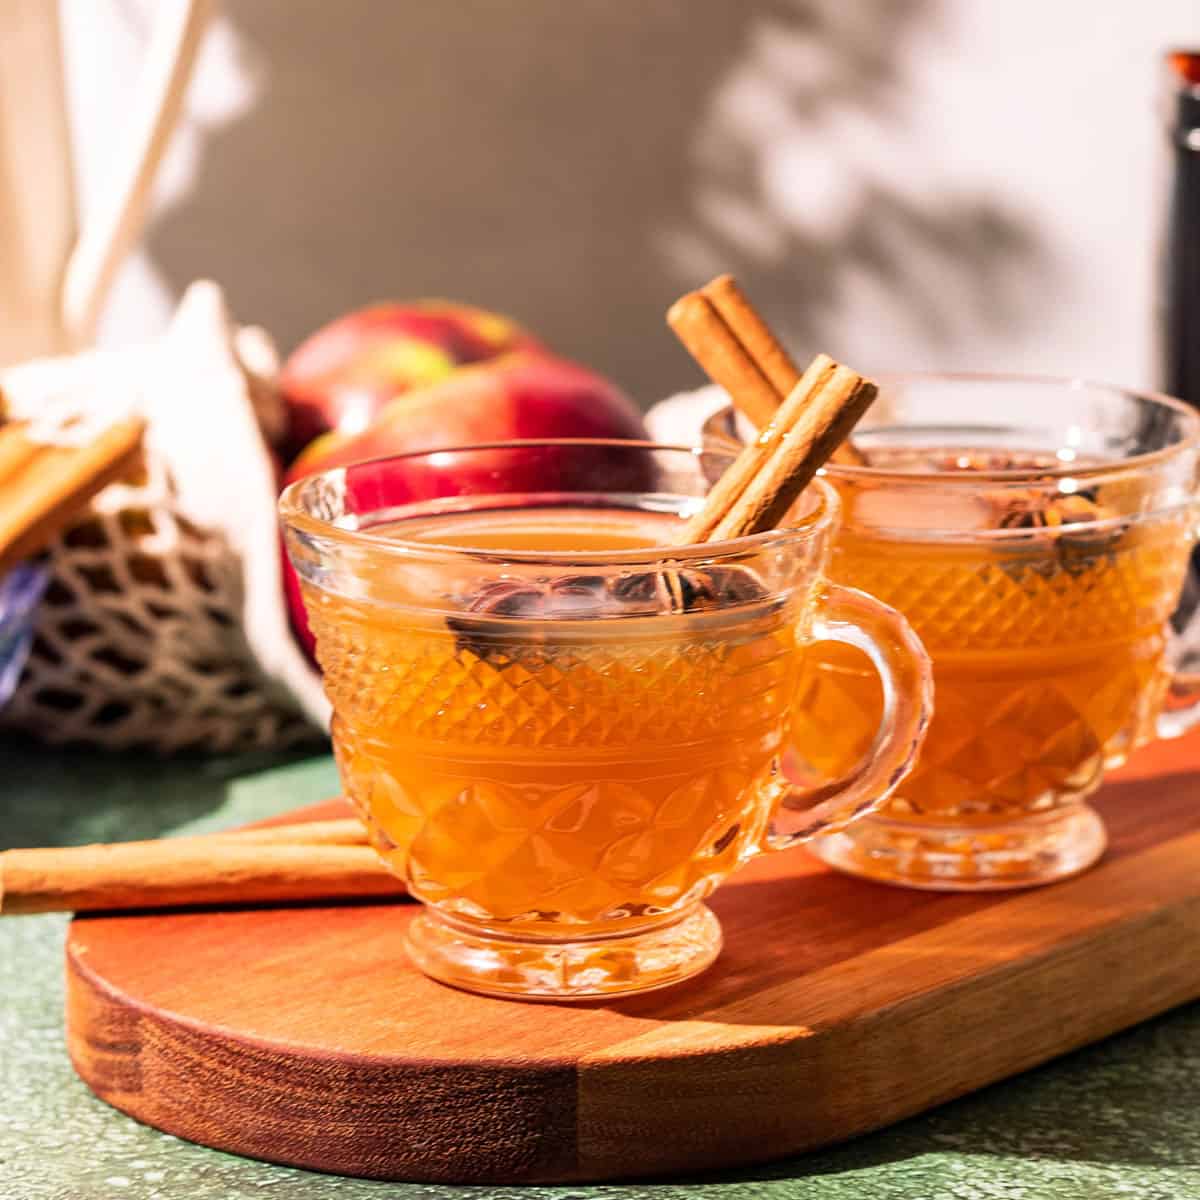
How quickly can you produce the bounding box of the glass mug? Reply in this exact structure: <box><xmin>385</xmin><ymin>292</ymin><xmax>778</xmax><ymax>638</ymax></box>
<box><xmin>281</xmin><ymin>441</ymin><xmax>932</xmax><ymax>1000</ymax></box>
<box><xmin>705</xmin><ymin>375</ymin><xmax>1200</xmax><ymax>890</ymax></box>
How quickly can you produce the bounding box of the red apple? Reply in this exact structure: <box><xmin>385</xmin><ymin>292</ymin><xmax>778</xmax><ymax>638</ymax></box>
<box><xmin>279</xmin><ymin>301</ymin><xmax>538</xmax><ymax>460</ymax></box>
<box><xmin>287</xmin><ymin>350</ymin><xmax>644</xmax><ymax>480</ymax></box>
<box><xmin>283</xmin><ymin>350</ymin><xmax>651</xmax><ymax>657</ymax></box>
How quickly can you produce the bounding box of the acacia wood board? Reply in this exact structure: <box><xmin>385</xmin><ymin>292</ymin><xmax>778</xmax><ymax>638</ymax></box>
<box><xmin>64</xmin><ymin>735</ymin><xmax>1200</xmax><ymax>1184</ymax></box>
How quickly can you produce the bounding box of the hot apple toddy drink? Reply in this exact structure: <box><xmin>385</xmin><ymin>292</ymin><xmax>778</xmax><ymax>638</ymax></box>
<box><xmin>699</xmin><ymin>365</ymin><xmax>1200</xmax><ymax>890</ymax></box>
<box><xmin>792</xmin><ymin>447</ymin><xmax>1192</xmax><ymax>842</ymax></box>
<box><xmin>309</xmin><ymin>506</ymin><xmax>802</xmax><ymax>933</ymax></box>
<box><xmin>282</xmin><ymin>433</ymin><xmax>931</xmax><ymax>998</ymax></box>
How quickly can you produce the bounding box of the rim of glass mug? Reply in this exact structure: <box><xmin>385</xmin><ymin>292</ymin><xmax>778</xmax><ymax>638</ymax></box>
<box><xmin>701</xmin><ymin>373</ymin><xmax>1200</xmax><ymax>541</ymax></box>
<box><xmin>702</xmin><ymin>372</ymin><xmax>1200</xmax><ymax>474</ymax></box>
<box><xmin>853</xmin><ymin>373</ymin><xmax>1198</xmax><ymax>479</ymax></box>
<box><xmin>279</xmin><ymin>437</ymin><xmax>839</xmax><ymax>563</ymax></box>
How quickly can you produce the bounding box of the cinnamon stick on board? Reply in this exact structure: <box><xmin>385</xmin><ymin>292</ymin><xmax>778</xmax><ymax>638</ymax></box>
<box><xmin>0</xmin><ymin>818</ymin><xmax>398</xmax><ymax>915</ymax></box>
<box><xmin>668</xmin><ymin>274</ymin><xmax>868</xmax><ymax>466</ymax></box>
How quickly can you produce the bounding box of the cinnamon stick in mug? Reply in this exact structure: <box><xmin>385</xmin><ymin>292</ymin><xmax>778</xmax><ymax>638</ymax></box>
<box><xmin>710</xmin><ymin>366</ymin><xmax>876</xmax><ymax>540</ymax></box>
<box><xmin>678</xmin><ymin>355</ymin><xmax>876</xmax><ymax>545</ymax></box>
<box><xmin>668</xmin><ymin>275</ymin><xmax>869</xmax><ymax>466</ymax></box>
<box><xmin>679</xmin><ymin>353</ymin><xmax>836</xmax><ymax>543</ymax></box>
<box><xmin>667</xmin><ymin>290</ymin><xmax>781</xmax><ymax>429</ymax></box>
<box><xmin>701</xmin><ymin>274</ymin><xmax>800</xmax><ymax>400</ymax></box>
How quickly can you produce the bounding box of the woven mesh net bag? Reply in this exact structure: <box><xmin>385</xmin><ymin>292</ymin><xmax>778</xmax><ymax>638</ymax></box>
<box><xmin>0</xmin><ymin>283</ymin><xmax>329</xmax><ymax>752</ymax></box>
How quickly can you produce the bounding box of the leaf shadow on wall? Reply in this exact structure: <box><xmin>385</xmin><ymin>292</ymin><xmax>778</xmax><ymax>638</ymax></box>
<box><xmin>149</xmin><ymin>0</ymin><xmax>1049</xmax><ymax>407</ymax></box>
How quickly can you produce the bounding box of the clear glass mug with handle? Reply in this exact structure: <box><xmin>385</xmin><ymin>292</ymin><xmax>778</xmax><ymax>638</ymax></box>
<box><xmin>705</xmin><ymin>375</ymin><xmax>1200</xmax><ymax>890</ymax></box>
<box><xmin>281</xmin><ymin>440</ymin><xmax>932</xmax><ymax>999</ymax></box>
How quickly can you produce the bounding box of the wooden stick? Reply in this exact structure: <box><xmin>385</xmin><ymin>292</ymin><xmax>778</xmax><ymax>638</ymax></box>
<box><xmin>0</xmin><ymin>824</ymin><xmax>399</xmax><ymax>916</ymax></box>
<box><xmin>680</xmin><ymin>354</ymin><xmax>835</xmax><ymax>544</ymax></box>
<box><xmin>667</xmin><ymin>291</ymin><xmax>780</xmax><ymax>429</ymax></box>
<box><xmin>710</xmin><ymin>366</ymin><xmax>876</xmax><ymax>541</ymax></box>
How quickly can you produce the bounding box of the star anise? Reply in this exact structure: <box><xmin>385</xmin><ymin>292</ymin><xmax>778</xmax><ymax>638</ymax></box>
<box><xmin>996</xmin><ymin>489</ymin><xmax>1107</xmax><ymax>530</ymax></box>
<box><xmin>994</xmin><ymin>487</ymin><xmax>1123</xmax><ymax>572</ymax></box>
<box><xmin>448</xmin><ymin>566</ymin><xmax>768</xmax><ymax>660</ymax></box>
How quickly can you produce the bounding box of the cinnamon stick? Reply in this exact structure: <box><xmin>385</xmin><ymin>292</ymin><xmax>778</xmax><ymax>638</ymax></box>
<box><xmin>208</xmin><ymin>818</ymin><xmax>368</xmax><ymax>846</ymax></box>
<box><xmin>831</xmin><ymin>431</ymin><xmax>868</xmax><ymax>467</ymax></box>
<box><xmin>701</xmin><ymin>274</ymin><xmax>800</xmax><ymax>400</ymax></box>
<box><xmin>680</xmin><ymin>354</ymin><xmax>835</xmax><ymax>544</ymax></box>
<box><xmin>668</xmin><ymin>275</ymin><xmax>868</xmax><ymax>466</ymax></box>
<box><xmin>710</xmin><ymin>367</ymin><xmax>876</xmax><ymax>541</ymax></box>
<box><xmin>0</xmin><ymin>428</ymin><xmax>40</xmax><ymax>482</ymax></box>
<box><xmin>0</xmin><ymin>818</ymin><xmax>401</xmax><ymax>915</ymax></box>
<box><xmin>667</xmin><ymin>291</ymin><xmax>780</xmax><ymax>429</ymax></box>
<box><xmin>0</xmin><ymin>417</ymin><xmax>145</xmax><ymax>575</ymax></box>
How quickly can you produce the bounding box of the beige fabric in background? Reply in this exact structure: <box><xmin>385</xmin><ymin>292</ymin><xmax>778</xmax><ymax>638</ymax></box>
<box><xmin>64</xmin><ymin>0</ymin><xmax>1200</xmax><ymax>406</ymax></box>
<box><xmin>0</xmin><ymin>0</ymin><xmax>76</xmax><ymax>364</ymax></box>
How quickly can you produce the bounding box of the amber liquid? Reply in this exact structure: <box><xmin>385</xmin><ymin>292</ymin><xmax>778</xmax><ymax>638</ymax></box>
<box><xmin>794</xmin><ymin>450</ymin><xmax>1192</xmax><ymax>826</ymax></box>
<box><xmin>305</xmin><ymin>507</ymin><xmax>801</xmax><ymax>933</ymax></box>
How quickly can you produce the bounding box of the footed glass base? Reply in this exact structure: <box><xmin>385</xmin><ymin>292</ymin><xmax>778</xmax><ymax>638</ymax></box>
<box><xmin>808</xmin><ymin>804</ymin><xmax>1107</xmax><ymax>891</ymax></box>
<box><xmin>406</xmin><ymin>904</ymin><xmax>722</xmax><ymax>1001</ymax></box>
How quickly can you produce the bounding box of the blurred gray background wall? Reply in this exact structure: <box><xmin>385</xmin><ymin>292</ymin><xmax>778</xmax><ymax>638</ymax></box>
<box><xmin>64</xmin><ymin>0</ymin><xmax>1200</xmax><ymax>406</ymax></box>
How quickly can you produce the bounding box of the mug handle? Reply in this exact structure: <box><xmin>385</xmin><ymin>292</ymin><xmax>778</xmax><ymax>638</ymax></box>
<box><xmin>1154</xmin><ymin>506</ymin><xmax>1200</xmax><ymax>740</ymax></box>
<box><xmin>764</xmin><ymin>583</ymin><xmax>933</xmax><ymax>850</ymax></box>
<box><xmin>1156</xmin><ymin>641</ymin><xmax>1200</xmax><ymax>741</ymax></box>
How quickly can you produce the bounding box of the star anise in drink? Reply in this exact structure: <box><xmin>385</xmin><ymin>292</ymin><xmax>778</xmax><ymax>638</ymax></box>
<box><xmin>448</xmin><ymin>565</ymin><xmax>768</xmax><ymax>660</ymax></box>
<box><xmin>995</xmin><ymin>487</ymin><xmax>1123</xmax><ymax>572</ymax></box>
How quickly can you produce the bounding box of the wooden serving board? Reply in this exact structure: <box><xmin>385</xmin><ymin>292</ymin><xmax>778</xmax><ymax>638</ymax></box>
<box><xmin>65</xmin><ymin>737</ymin><xmax>1200</xmax><ymax>1185</ymax></box>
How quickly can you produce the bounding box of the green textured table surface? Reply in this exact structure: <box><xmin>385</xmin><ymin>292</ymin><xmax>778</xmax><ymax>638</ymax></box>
<box><xmin>2</xmin><ymin>737</ymin><xmax>1199</xmax><ymax>1200</ymax></box>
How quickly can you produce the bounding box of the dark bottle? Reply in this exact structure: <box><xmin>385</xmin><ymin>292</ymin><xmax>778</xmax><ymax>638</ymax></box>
<box><xmin>1164</xmin><ymin>54</ymin><xmax>1200</xmax><ymax>633</ymax></box>
<box><xmin>1165</xmin><ymin>52</ymin><xmax>1200</xmax><ymax>407</ymax></box>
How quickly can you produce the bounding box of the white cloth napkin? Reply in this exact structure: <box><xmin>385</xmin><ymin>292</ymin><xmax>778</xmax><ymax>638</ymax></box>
<box><xmin>644</xmin><ymin>384</ymin><xmax>730</xmax><ymax>448</ymax></box>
